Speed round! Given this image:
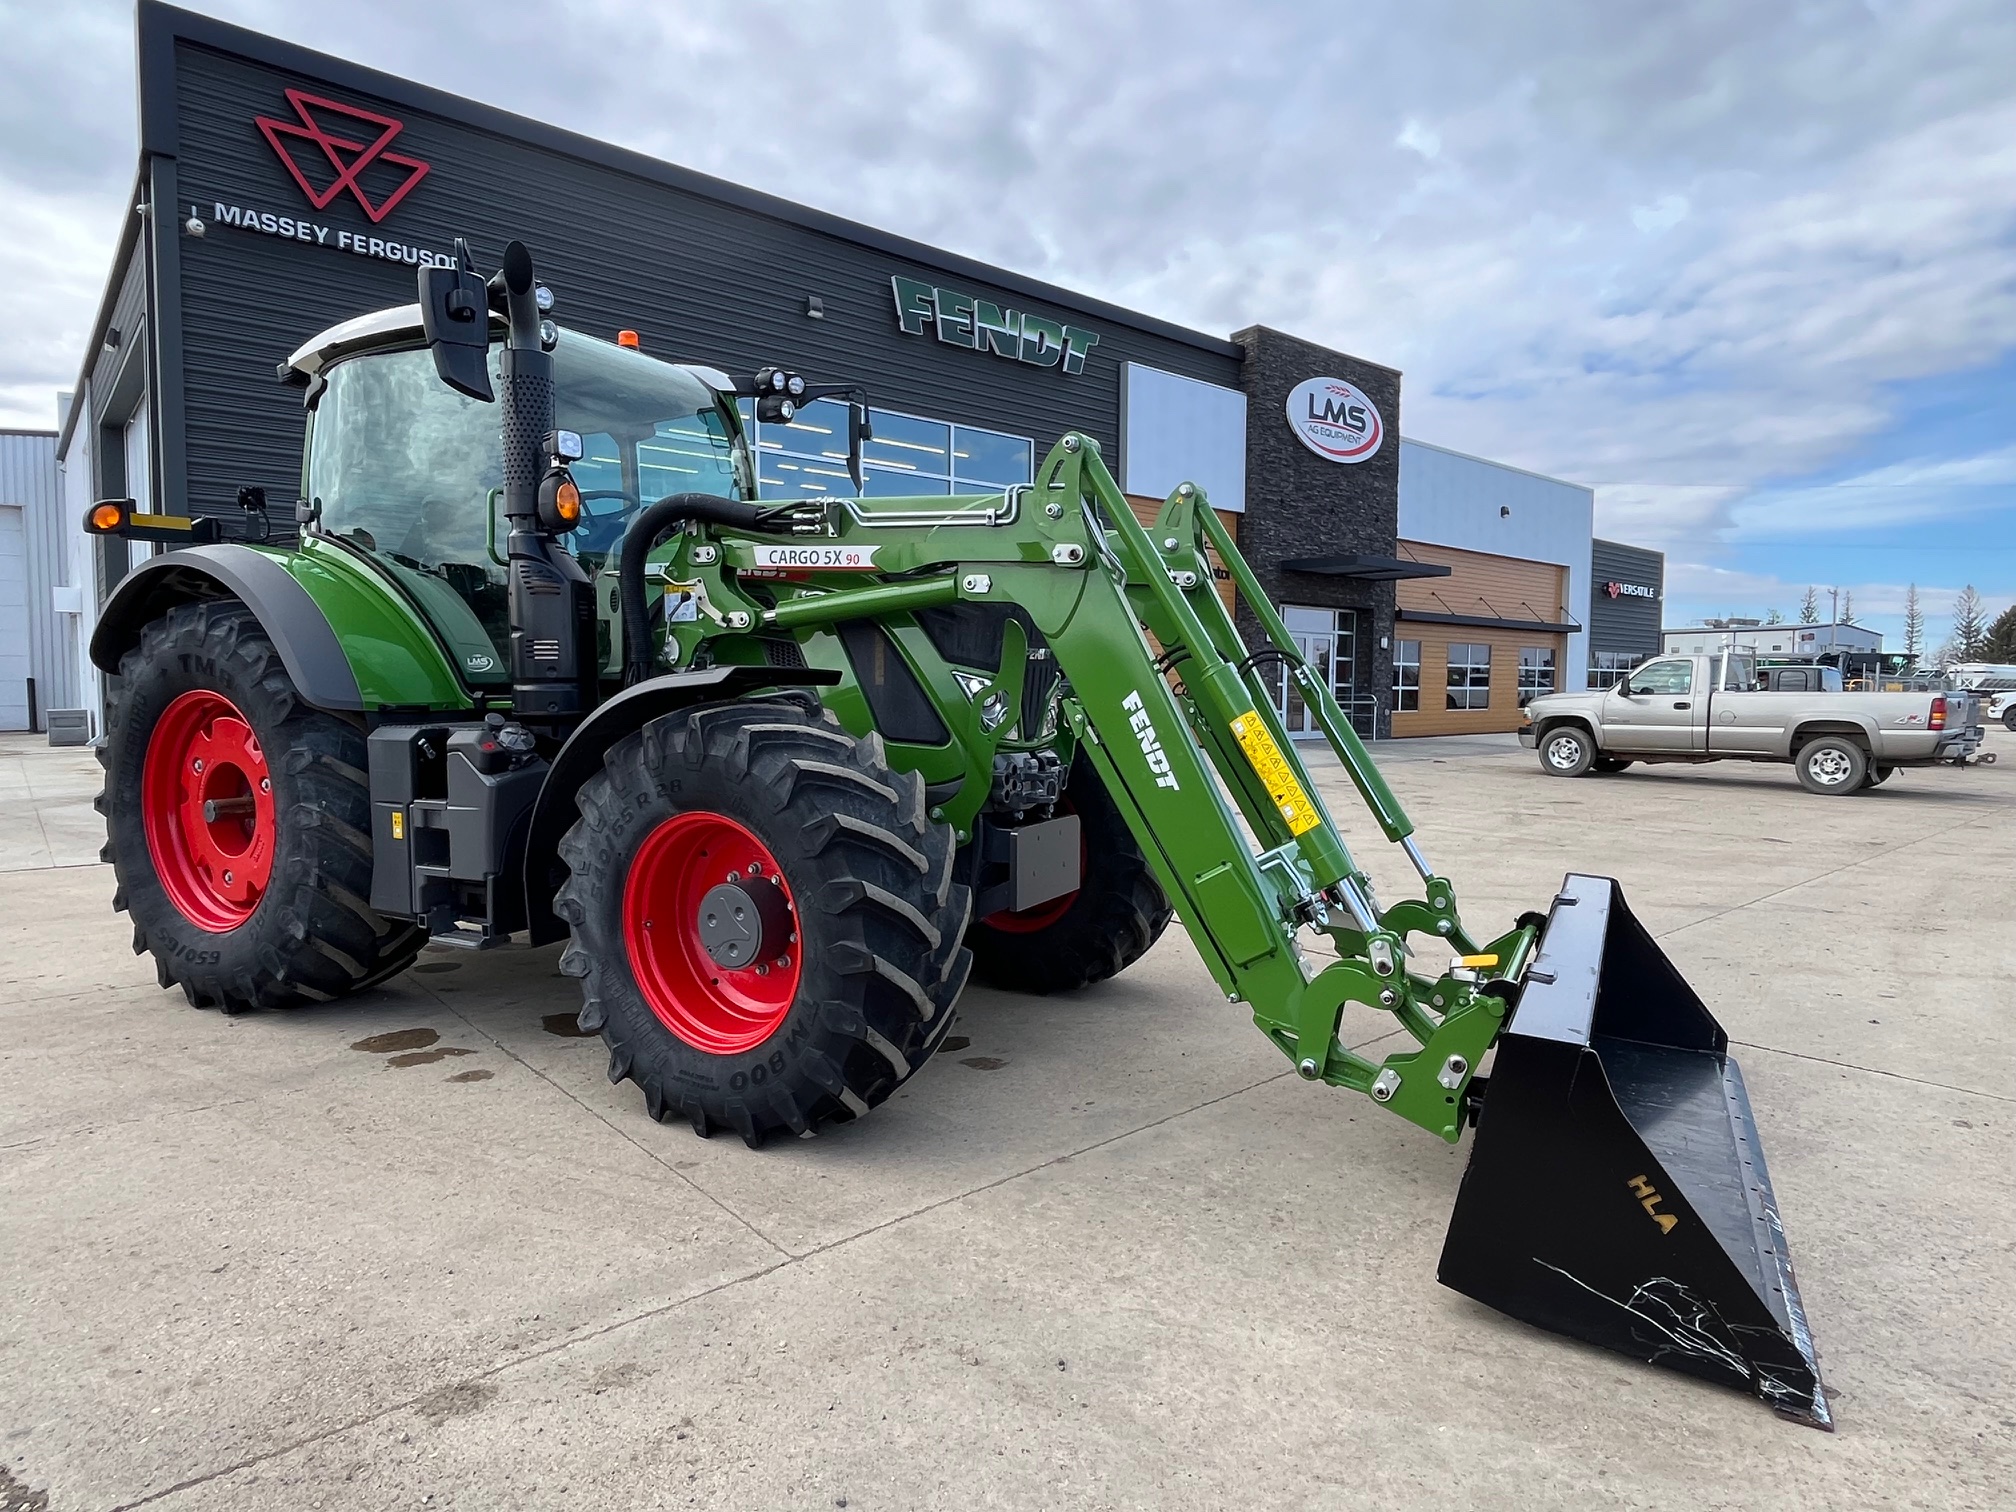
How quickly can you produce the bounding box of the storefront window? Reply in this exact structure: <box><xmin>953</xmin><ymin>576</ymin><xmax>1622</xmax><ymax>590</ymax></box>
<box><xmin>744</xmin><ymin>399</ymin><xmax>1032</xmax><ymax>499</ymax></box>
<box><xmin>1393</xmin><ymin>640</ymin><xmax>1421</xmax><ymax>712</ymax></box>
<box><xmin>1517</xmin><ymin>647</ymin><xmax>1556</xmax><ymax>704</ymax></box>
<box><xmin>1587</xmin><ymin>650</ymin><xmax>1640</xmax><ymax>689</ymax></box>
<box><xmin>1446</xmin><ymin>642</ymin><xmax>1491</xmax><ymax>710</ymax></box>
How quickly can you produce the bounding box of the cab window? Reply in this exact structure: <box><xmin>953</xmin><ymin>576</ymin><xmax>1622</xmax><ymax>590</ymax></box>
<box><xmin>1625</xmin><ymin>659</ymin><xmax>1694</xmax><ymax>696</ymax></box>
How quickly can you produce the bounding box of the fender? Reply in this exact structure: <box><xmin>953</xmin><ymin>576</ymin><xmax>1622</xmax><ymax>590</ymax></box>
<box><xmin>90</xmin><ymin>544</ymin><xmax>364</xmax><ymax>710</ymax></box>
<box><xmin>521</xmin><ymin>665</ymin><xmax>840</xmax><ymax>945</ymax></box>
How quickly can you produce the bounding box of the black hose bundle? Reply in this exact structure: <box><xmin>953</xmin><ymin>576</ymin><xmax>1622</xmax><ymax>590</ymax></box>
<box><xmin>619</xmin><ymin>493</ymin><xmax>792</xmax><ymax>685</ymax></box>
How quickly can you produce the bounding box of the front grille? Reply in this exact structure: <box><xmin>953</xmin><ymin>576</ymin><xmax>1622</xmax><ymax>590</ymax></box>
<box><xmin>530</xmin><ymin>638</ymin><xmax>561</xmax><ymax>662</ymax></box>
<box><xmin>1021</xmin><ymin>651</ymin><xmax>1060</xmax><ymax>738</ymax></box>
<box><xmin>760</xmin><ymin>637</ymin><xmax>807</xmax><ymax>669</ymax></box>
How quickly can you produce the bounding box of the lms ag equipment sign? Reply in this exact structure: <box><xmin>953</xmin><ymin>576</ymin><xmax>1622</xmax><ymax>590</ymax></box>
<box><xmin>1285</xmin><ymin>376</ymin><xmax>1383</xmax><ymax>464</ymax></box>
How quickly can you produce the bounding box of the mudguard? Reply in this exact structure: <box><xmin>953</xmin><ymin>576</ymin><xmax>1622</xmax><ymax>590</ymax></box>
<box><xmin>521</xmin><ymin>665</ymin><xmax>840</xmax><ymax>945</ymax></box>
<box><xmin>91</xmin><ymin>544</ymin><xmax>365</xmax><ymax>709</ymax></box>
<box><xmin>89</xmin><ymin>541</ymin><xmax>473</xmax><ymax>713</ymax></box>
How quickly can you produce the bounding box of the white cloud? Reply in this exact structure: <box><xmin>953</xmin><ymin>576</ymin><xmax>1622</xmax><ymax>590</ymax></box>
<box><xmin>1396</xmin><ymin>119</ymin><xmax>1442</xmax><ymax>160</ymax></box>
<box><xmin>0</xmin><ymin>0</ymin><xmax>2012</xmax><ymax>614</ymax></box>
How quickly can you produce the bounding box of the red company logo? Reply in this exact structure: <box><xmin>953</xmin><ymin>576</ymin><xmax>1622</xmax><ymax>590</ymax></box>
<box><xmin>1605</xmin><ymin>582</ymin><xmax>1622</xmax><ymax>598</ymax></box>
<box><xmin>254</xmin><ymin>90</ymin><xmax>429</xmax><ymax>224</ymax></box>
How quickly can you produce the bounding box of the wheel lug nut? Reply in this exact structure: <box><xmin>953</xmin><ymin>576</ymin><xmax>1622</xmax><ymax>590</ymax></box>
<box><xmin>192</xmin><ymin>759</ymin><xmax>204</xmax><ymax>773</ymax></box>
<box><xmin>260</xmin><ymin>778</ymin><xmax>271</xmax><ymax>793</ymax></box>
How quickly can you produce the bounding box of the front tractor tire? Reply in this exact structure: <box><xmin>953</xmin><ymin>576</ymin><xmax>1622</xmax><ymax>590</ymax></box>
<box><xmin>964</xmin><ymin>752</ymin><xmax>1173</xmax><ymax>995</ymax></box>
<box><xmin>100</xmin><ymin>601</ymin><xmax>426</xmax><ymax>1011</ymax></box>
<box><xmin>554</xmin><ymin>700</ymin><xmax>973</xmax><ymax>1147</ymax></box>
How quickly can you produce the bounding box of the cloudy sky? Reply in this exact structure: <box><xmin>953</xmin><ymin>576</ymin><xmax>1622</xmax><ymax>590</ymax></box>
<box><xmin>4</xmin><ymin>0</ymin><xmax>2012</xmax><ymax>649</ymax></box>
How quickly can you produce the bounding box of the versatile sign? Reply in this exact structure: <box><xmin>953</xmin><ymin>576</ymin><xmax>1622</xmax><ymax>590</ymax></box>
<box><xmin>255</xmin><ymin>90</ymin><xmax>430</xmax><ymax>224</ymax></box>
<box><xmin>1284</xmin><ymin>376</ymin><xmax>1383</xmax><ymax>464</ymax></box>
<box><xmin>746</xmin><ymin>543</ymin><xmax>880</xmax><ymax>570</ymax></box>
<box><xmin>1604</xmin><ymin>581</ymin><xmax>1657</xmax><ymax>601</ymax></box>
<box><xmin>891</xmin><ymin>277</ymin><xmax>1100</xmax><ymax>376</ymax></box>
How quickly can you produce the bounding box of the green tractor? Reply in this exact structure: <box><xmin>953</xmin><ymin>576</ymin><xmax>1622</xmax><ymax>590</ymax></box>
<box><xmin>87</xmin><ymin>241</ymin><xmax>1831</xmax><ymax>1426</ymax></box>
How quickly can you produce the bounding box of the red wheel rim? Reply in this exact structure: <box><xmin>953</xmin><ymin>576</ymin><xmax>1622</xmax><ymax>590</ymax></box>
<box><xmin>623</xmin><ymin>812</ymin><xmax>801</xmax><ymax>1054</ymax></box>
<box><xmin>141</xmin><ymin>689</ymin><xmax>278</xmax><ymax>932</ymax></box>
<box><xmin>979</xmin><ymin>800</ymin><xmax>1084</xmax><ymax>934</ymax></box>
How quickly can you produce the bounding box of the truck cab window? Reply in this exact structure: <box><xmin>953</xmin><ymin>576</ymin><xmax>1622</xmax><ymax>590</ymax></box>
<box><xmin>1625</xmin><ymin>659</ymin><xmax>1694</xmax><ymax>696</ymax></box>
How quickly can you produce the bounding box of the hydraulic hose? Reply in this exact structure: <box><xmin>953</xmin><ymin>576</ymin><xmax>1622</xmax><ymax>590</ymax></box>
<box><xmin>618</xmin><ymin>493</ymin><xmax>772</xmax><ymax>685</ymax></box>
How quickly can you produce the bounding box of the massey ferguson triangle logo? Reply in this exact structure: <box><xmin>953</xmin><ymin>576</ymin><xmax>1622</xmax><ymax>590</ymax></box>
<box><xmin>254</xmin><ymin>90</ymin><xmax>429</xmax><ymax>224</ymax></box>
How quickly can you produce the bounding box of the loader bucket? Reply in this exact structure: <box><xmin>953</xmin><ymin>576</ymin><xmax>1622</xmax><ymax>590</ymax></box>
<box><xmin>1438</xmin><ymin>874</ymin><xmax>1831</xmax><ymax>1428</ymax></box>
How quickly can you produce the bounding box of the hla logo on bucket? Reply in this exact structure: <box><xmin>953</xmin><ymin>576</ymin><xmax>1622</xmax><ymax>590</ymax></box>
<box><xmin>892</xmin><ymin>277</ymin><xmax>1100</xmax><ymax>376</ymax></box>
<box><xmin>1285</xmin><ymin>376</ymin><xmax>1383</xmax><ymax>464</ymax></box>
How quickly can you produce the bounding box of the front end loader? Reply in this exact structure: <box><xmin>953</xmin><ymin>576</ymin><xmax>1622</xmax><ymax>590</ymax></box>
<box><xmin>85</xmin><ymin>240</ymin><xmax>1829</xmax><ymax>1426</ymax></box>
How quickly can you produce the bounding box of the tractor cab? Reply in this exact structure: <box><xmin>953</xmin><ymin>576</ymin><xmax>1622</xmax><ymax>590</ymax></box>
<box><xmin>286</xmin><ymin>309</ymin><xmax>753</xmax><ymax>687</ymax></box>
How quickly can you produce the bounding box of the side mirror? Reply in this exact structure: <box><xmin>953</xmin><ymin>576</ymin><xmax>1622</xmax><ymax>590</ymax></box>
<box><xmin>848</xmin><ymin>401</ymin><xmax>873</xmax><ymax>494</ymax></box>
<box><xmin>419</xmin><ymin>237</ymin><xmax>493</xmax><ymax>402</ymax></box>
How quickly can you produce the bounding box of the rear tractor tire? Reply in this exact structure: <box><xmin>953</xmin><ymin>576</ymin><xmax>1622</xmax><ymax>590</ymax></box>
<box><xmin>554</xmin><ymin>700</ymin><xmax>973</xmax><ymax>1147</ymax></box>
<box><xmin>1538</xmin><ymin>725</ymin><xmax>1596</xmax><ymax>778</ymax></box>
<box><xmin>1795</xmin><ymin>736</ymin><xmax>1869</xmax><ymax>795</ymax></box>
<box><xmin>964</xmin><ymin>752</ymin><xmax>1173</xmax><ymax>995</ymax></box>
<box><xmin>100</xmin><ymin>600</ymin><xmax>426</xmax><ymax>1012</ymax></box>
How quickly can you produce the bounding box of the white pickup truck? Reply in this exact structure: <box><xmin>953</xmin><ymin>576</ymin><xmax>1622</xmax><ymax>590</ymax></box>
<box><xmin>1519</xmin><ymin>652</ymin><xmax>1990</xmax><ymax>795</ymax></box>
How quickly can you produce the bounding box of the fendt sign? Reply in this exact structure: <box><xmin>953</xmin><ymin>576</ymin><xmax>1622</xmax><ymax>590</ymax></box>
<box><xmin>891</xmin><ymin>276</ymin><xmax>1101</xmax><ymax>376</ymax></box>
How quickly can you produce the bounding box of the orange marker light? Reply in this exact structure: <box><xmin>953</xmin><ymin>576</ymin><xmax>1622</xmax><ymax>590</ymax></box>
<box><xmin>555</xmin><ymin>478</ymin><xmax>582</xmax><ymax>524</ymax></box>
<box><xmin>90</xmin><ymin>502</ymin><xmax>126</xmax><ymax>532</ymax></box>
<box><xmin>616</xmin><ymin>329</ymin><xmax>641</xmax><ymax>349</ymax></box>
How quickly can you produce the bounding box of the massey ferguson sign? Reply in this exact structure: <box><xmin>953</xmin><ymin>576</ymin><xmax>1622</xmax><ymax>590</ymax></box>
<box><xmin>254</xmin><ymin>89</ymin><xmax>430</xmax><ymax>224</ymax></box>
<box><xmin>200</xmin><ymin>90</ymin><xmax>450</xmax><ymax>268</ymax></box>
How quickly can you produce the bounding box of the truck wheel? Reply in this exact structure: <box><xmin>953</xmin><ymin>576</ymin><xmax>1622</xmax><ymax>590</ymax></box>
<box><xmin>964</xmin><ymin>753</ymin><xmax>1173</xmax><ymax>995</ymax></box>
<box><xmin>1539</xmin><ymin>726</ymin><xmax>1595</xmax><ymax>777</ymax></box>
<box><xmin>1593</xmin><ymin>758</ymin><xmax>1634</xmax><ymax>774</ymax></box>
<box><xmin>99</xmin><ymin>600</ymin><xmax>426</xmax><ymax>1011</ymax></box>
<box><xmin>2003</xmin><ymin>707</ymin><xmax>2015</xmax><ymax>733</ymax></box>
<box><xmin>1795</xmin><ymin>736</ymin><xmax>1869</xmax><ymax>795</ymax></box>
<box><xmin>554</xmin><ymin>700</ymin><xmax>972</xmax><ymax>1147</ymax></box>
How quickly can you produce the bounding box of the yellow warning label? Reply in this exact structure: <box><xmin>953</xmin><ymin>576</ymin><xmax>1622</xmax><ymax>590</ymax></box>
<box><xmin>1229</xmin><ymin>709</ymin><xmax>1321</xmax><ymax>835</ymax></box>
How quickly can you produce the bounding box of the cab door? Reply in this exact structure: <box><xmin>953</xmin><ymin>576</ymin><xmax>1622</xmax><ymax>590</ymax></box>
<box><xmin>1604</xmin><ymin>657</ymin><xmax>1705</xmax><ymax>753</ymax></box>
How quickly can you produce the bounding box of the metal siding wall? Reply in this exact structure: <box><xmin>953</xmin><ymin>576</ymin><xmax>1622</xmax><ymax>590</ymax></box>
<box><xmin>169</xmin><ymin>42</ymin><xmax>1240</xmax><ymax>520</ymax></box>
<box><xmin>1587</xmin><ymin>538</ymin><xmax>1664</xmax><ymax>661</ymax></box>
<box><xmin>0</xmin><ymin>431</ymin><xmax>74</xmax><ymax>718</ymax></box>
<box><xmin>1397</xmin><ymin>439</ymin><xmax>1594</xmax><ymax>692</ymax></box>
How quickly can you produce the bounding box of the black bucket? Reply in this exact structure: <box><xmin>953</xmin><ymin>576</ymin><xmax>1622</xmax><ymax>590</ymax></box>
<box><xmin>1439</xmin><ymin>874</ymin><xmax>1831</xmax><ymax>1428</ymax></box>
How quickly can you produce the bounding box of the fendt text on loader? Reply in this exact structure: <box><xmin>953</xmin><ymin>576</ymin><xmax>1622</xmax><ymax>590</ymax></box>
<box><xmin>85</xmin><ymin>240</ymin><xmax>1831</xmax><ymax>1426</ymax></box>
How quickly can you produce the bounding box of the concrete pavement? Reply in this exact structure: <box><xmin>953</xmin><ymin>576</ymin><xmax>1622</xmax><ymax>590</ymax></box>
<box><xmin>2</xmin><ymin>728</ymin><xmax>2011</xmax><ymax>1509</ymax></box>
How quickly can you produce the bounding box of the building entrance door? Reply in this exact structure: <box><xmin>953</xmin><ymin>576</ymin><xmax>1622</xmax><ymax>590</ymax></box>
<box><xmin>1276</xmin><ymin>607</ymin><xmax>1359</xmax><ymax>738</ymax></box>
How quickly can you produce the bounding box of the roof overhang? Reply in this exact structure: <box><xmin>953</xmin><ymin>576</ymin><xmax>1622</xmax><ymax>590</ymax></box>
<box><xmin>1397</xmin><ymin>608</ymin><xmax>1581</xmax><ymax>635</ymax></box>
<box><xmin>1281</xmin><ymin>555</ymin><xmax>1452</xmax><ymax>581</ymax></box>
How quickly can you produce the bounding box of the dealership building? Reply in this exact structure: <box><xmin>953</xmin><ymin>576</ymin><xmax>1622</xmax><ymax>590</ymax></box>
<box><xmin>48</xmin><ymin>1</ymin><xmax>1641</xmax><ymax>740</ymax></box>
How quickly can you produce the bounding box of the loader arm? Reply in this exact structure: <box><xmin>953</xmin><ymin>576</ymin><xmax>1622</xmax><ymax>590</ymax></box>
<box><xmin>642</xmin><ymin>434</ymin><xmax>1830</xmax><ymax>1427</ymax></box>
<box><xmin>661</xmin><ymin>433</ymin><xmax>1531</xmax><ymax>1142</ymax></box>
